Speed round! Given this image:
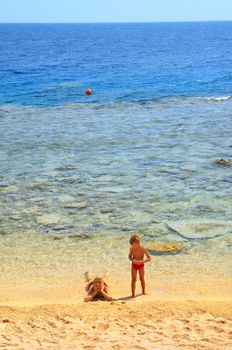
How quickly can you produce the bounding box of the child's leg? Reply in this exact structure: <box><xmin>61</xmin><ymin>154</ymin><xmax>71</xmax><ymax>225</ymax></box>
<box><xmin>139</xmin><ymin>267</ymin><xmax>145</xmax><ymax>294</ymax></box>
<box><xmin>131</xmin><ymin>266</ymin><xmax>137</xmax><ymax>297</ymax></box>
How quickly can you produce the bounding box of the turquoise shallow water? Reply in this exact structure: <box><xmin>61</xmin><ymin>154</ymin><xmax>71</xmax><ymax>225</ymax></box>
<box><xmin>0</xmin><ymin>97</ymin><xmax>232</xmax><ymax>302</ymax></box>
<box><xmin>0</xmin><ymin>98</ymin><xmax>232</xmax><ymax>239</ymax></box>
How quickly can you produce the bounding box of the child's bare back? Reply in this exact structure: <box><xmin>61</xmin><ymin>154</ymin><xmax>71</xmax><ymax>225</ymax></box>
<box><xmin>130</xmin><ymin>244</ymin><xmax>147</xmax><ymax>264</ymax></box>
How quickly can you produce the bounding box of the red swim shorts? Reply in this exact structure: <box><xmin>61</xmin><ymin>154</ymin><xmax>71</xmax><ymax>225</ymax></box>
<box><xmin>132</xmin><ymin>263</ymin><xmax>144</xmax><ymax>270</ymax></box>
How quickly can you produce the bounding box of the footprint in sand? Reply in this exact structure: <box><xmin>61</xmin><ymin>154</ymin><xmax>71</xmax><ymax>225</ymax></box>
<box><xmin>209</xmin><ymin>325</ymin><xmax>224</xmax><ymax>333</ymax></box>
<box><xmin>216</xmin><ymin>319</ymin><xmax>226</xmax><ymax>325</ymax></box>
<box><xmin>173</xmin><ymin>333</ymin><xmax>191</xmax><ymax>341</ymax></box>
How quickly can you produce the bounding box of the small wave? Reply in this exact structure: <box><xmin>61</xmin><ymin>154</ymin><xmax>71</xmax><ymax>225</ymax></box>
<box><xmin>200</xmin><ymin>95</ymin><xmax>232</xmax><ymax>102</ymax></box>
<box><xmin>211</xmin><ymin>74</ymin><xmax>232</xmax><ymax>84</ymax></box>
<box><xmin>7</xmin><ymin>69</ymin><xmax>26</xmax><ymax>75</ymax></box>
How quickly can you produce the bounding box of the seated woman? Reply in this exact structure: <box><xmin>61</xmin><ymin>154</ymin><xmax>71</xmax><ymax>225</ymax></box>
<box><xmin>84</xmin><ymin>277</ymin><xmax>113</xmax><ymax>302</ymax></box>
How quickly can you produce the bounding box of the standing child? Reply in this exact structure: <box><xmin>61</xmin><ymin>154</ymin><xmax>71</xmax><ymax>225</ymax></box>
<box><xmin>128</xmin><ymin>234</ymin><xmax>151</xmax><ymax>297</ymax></box>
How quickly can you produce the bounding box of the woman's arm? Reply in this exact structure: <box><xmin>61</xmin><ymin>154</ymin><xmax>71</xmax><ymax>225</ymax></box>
<box><xmin>100</xmin><ymin>289</ymin><xmax>113</xmax><ymax>301</ymax></box>
<box><xmin>86</xmin><ymin>281</ymin><xmax>94</xmax><ymax>292</ymax></box>
<box><xmin>84</xmin><ymin>290</ymin><xmax>98</xmax><ymax>302</ymax></box>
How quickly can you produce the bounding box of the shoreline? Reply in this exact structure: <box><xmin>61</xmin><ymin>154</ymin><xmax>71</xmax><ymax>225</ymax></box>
<box><xmin>1</xmin><ymin>266</ymin><xmax>232</xmax><ymax>307</ymax></box>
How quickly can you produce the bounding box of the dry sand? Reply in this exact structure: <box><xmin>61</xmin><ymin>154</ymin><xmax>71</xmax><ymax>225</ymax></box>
<box><xmin>1</xmin><ymin>297</ymin><xmax>232</xmax><ymax>350</ymax></box>
<box><xmin>1</xmin><ymin>260</ymin><xmax>232</xmax><ymax>349</ymax></box>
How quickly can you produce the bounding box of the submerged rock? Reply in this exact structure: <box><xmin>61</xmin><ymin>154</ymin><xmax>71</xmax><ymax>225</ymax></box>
<box><xmin>0</xmin><ymin>186</ymin><xmax>18</xmax><ymax>195</ymax></box>
<box><xmin>100</xmin><ymin>208</ymin><xmax>116</xmax><ymax>214</ymax></box>
<box><xmin>68</xmin><ymin>233</ymin><xmax>89</xmax><ymax>239</ymax></box>
<box><xmin>55</xmin><ymin>164</ymin><xmax>77</xmax><ymax>171</ymax></box>
<box><xmin>53</xmin><ymin>226</ymin><xmax>67</xmax><ymax>231</ymax></box>
<box><xmin>0</xmin><ymin>228</ymin><xmax>14</xmax><ymax>236</ymax></box>
<box><xmin>0</xmin><ymin>230</ymin><xmax>7</xmax><ymax>236</ymax></box>
<box><xmin>9</xmin><ymin>214</ymin><xmax>21</xmax><ymax>221</ymax></box>
<box><xmin>166</xmin><ymin>220</ymin><xmax>232</xmax><ymax>240</ymax></box>
<box><xmin>214</xmin><ymin>159</ymin><xmax>232</xmax><ymax>166</ymax></box>
<box><xmin>148</xmin><ymin>241</ymin><xmax>183</xmax><ymax>254</ymax></box>
<box><xmin>28</xmin><ymin>183</ymin><xmax>50</xmax><ymax>191</ymax></box>
<box><xmin>36</xmin><ymin>214</ymin><xmax>64</xmax><ymax>225</ymax></box>
<box><xmin>53</xmin><ymin>233</ymin><xmax>89</xmax><ymax>240</ymax></box>
<box><xmin>62</xmin><ymin>202</ymin><xmax>87</xmax><ymax>210</ymax></box>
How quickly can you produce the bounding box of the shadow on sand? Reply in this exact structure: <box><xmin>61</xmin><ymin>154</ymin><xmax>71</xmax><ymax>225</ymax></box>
<box><xmin>115</xmin><ymin>293</ymin><xmax>143</xmax><ymax>301</ymax></box>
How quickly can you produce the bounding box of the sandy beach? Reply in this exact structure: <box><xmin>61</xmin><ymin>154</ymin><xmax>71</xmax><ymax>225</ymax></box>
<box><xmin>1</xmin><ymin>295</ymin><xmax>232</xmax><ymax>350</ymax></box>
<box><xmin>1</xmin><ymin>233</ymin><xmax>232</xmax><ymax>349</ymax></box>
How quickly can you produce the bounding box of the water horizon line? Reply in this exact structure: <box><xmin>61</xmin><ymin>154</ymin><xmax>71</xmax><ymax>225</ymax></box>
<box><xmin>1</xmin><ymin>19</ymin><xmax>232</xmax><ymax>25</ymax></box>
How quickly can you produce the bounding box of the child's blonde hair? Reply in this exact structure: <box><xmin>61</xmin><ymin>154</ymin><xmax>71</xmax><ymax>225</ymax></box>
<box><xmin>130</xmin><ymin>234</ymin><xmax>141</xmax><ymax>245</ymax></box>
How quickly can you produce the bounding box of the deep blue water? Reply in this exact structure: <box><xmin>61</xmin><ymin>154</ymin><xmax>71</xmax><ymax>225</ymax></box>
<box><xmin>1</xmin><ymin>22</ymin><xmax>232</xmax><ymax>106</ymax></box>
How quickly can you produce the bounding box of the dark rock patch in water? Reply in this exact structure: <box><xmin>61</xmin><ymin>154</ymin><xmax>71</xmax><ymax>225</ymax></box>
<box><xmin>214</xmin><ymin>159</ymin><xmax>232</xmax><ymax>166</ymax></box>
<box><xmin>0</xmin><ymin>230</ymin><xmax>8</xmax><ymax>236</ymax></box>
<box><xmin>9</xmin><ymin>215</ymin><xmax>21</xmax><ymax>221</ymax></box>
<box><xmin>53</xmin><ymin>233</ymin><xmax>89</xmax><ymax>240</ymax></box>
<box><xmin>55</xmin><ymin>164</ymin><xmax>77</xmax><ymax>171</ymax></box>
<box><xmin>68</xmin><ymin>234</ymin><xmax>89</xmax><ymax>239</ymax></box>
<box><xmin>61</xmin><ymin>203</ymin><xmax>87</xmax><ymax>210</ymax></box>
<box><xmin>0</xmin><ymin>184</ymin><xmax>9</xmax><ymax>188</ymax></box>
<box><xmin>53</xmin><ymin>227</ymin><xmax>67</xmax><ymax>231</ymax></box>
<box><xmin>100</xmin><ymin>208</ymin><xmax>116</xmax><ymax>214</ymax></box>
<box><xmin>27</xmin><ymin>183</ymin><xmax>51</xmax><ymax>191</ymax></box>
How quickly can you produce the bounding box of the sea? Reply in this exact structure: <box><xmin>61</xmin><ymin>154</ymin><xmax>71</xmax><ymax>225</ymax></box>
<box><xmin>0</xmin><ymin>22</ymin><xmax>232</xmax><ymax>304</ymax></box>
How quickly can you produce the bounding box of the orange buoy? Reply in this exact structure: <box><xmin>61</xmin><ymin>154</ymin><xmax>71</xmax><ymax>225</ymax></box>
<box><xmin>86</xmin><ymin>88</ymin><xmax>92</xmax><ymax>95</ymax></box>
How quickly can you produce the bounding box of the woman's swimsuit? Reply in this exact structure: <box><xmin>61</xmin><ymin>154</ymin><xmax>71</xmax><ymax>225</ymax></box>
<box><xmin>93</xmin><ymin>293</ymin><xmax>105</xmax><ymax>301</ymax></box>
<box><xmin>87</xmin><ymin>281</ymin><xmax>108</xmax><ymax>300</ymax></box>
